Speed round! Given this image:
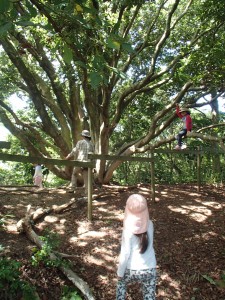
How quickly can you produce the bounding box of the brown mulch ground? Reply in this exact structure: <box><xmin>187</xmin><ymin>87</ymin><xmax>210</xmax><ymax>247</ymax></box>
<box><xmin>0</xmin><ymin>184</ymin><xmax>225</xmax><ymax>300</ymax></box>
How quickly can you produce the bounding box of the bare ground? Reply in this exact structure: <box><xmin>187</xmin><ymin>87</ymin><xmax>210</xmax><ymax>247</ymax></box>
<box><xmin>0</xmin><ymin>184</ymin><xmax>225</xmax><ymax>300</ymax></box>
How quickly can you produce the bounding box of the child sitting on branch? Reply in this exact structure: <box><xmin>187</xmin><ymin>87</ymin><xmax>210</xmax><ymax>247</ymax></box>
<box><xmin>174</xmin><ymin>103</ymin><xmax>192</xmax><ymax>150</ymax></box>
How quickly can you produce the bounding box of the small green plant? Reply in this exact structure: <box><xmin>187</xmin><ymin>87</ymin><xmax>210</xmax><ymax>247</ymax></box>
<box><xmin>0</xmin><ymin>258</ymin><xmax>37</xmax><ymax>300</ymax></box>
<box><xmin>202</xmin><ymin>274</ymin><xmax>217</xmax><ymax>285</ymax></box>
<box><xmin>202</xmin><ymin>272</ymin><xmax>225</xmax><ymax>289</ymax></box>
<box><xmin>31</xmin><ymin>243</ymin><xmax>60</xmax><ymax>267</ymax></box>
<box><xmin>61</xmin><ymin>286</ymin><xmax>83</xmax><ymax>300</ymax></box>
<box><xmin>31</xmin><ymin>230</ymin><xmax>65</xmax><ymax>267</ymax></box>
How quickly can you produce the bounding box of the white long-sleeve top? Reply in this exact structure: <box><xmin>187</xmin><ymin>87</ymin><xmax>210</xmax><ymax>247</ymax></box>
<box><xmin>34</xmin><ymin>165</ymin><xmax>42</xmax><ymax>177</ymax></box>
<box><xmin>117</xmin><ymin>220</ymin><xmax>156</xmax><ymax>277</ymax></box>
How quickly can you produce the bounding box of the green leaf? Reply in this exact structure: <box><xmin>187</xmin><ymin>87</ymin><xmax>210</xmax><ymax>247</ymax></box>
<box><xmin>122</xmin><ymin>42</ymin><xmax>135</xmax><ymax>53</ymax></box>
<box><xmin>63</xmin><ymin>45</ymin><xmax>73</xmax><ymax>64</ymax></box>
<box><xmin>25</xmin><ymin>1</ymin><xmax>38</xmax><ymax>18</ymax></box>
<box><xmin>92</xmin><ymin>55</ymin><xmax>105</xmax><ymax>69</ymax></box>
<box><xmin>106</xmin><ymin>37</ymin><xmax>120</xmax><ymax>50</ymax></box>
<box><xmin>0</xmin><ymin>0</ymin><xmax>10</xmax><ymax>13</ymax></box>
<box><xmin>0</xmin><ymin>22</ymin><xmax>13</xmax><ymax>36</ymax></box>
<box><xmin>75</xmin><ymin>60</ymin><xmax>87</xmax><ymax>68</ymax></box>
<box><xmin>89</xmin><ymin>71</ymin><xmax>102</xmax><ymax>89</ymax></box>
<box><xmin>202</xmin><ymin>274</ymin><xmax>216</xmax><ymax>285</ymax></box>
<box><xmin>108</xmin><ymin>66</ymin><xmax>127</xmax><ymax>80</ymax></box>
<box><xmin>16</xmin><ymin>21</ymin><xmax>36</xmax><ymax>27</ymax></box>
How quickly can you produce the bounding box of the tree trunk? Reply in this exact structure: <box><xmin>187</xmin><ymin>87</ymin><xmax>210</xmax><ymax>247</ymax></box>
<box><xmin>210</xmin><ymin>93</ymin><xmax>221</xmax><ymax>177</ymax></box>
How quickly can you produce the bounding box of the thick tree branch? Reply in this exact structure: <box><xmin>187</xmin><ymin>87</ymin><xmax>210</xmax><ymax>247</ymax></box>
<box><xmin>197</xmin><ymin>123</ymin><xmax>225</xmax><ymax>132</ymax></box>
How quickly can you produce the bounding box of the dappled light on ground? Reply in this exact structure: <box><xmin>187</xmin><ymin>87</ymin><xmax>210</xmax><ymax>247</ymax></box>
<box><xmin>0</xmin><ymin>184</ymin><xmax>224</xmax><ymax>299</ymax></box>
<box><xmin>158</xmin><ymin>273</ymin><xmax>181</xmax><ymax>299</ymax></box>
<box><xmin>168</xmin><ymin>203</ymin><xmax>213</xmax><ymax>222</ymax></box>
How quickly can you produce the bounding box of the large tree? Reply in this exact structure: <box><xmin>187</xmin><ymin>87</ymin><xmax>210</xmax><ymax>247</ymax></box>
<box><xmin>0</xmin><ymin>0</ymin><xmax>225</xmax><ymax>183</ymax></box>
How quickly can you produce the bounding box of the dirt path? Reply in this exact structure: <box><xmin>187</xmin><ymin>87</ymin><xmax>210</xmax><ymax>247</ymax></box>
<box><xmin>0</xmin><ymin>184</ymin><xmax>224</xmax><ymax>299</ymax></box>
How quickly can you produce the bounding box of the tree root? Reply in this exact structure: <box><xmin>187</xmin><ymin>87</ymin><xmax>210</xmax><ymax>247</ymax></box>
<box><xmin>16</xmin><ymin>204</ymin><xmax>95</xmax><ymax>300</ymax></box>
<box><xmin>17</xmin><ymin>198</ymin><xmax>76</xmax><ymax>232</ymax></box>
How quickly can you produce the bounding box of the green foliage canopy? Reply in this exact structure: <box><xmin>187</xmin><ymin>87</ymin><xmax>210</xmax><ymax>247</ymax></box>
<box><xmin>0</xmin><ymin>0</ymin><xmax>225</xmax><ymax>183</ymax></box>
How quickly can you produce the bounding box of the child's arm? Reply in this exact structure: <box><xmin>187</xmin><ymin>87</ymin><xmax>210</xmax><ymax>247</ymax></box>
<box><xmin>175</xmin><ymin>104</ymin><xmax>182</xmax><ymax>118</ymax></box>
<box><xmin>117</xmin><ymin>231</ymin><xmax>131</xmax><ymax>278</ymax></box>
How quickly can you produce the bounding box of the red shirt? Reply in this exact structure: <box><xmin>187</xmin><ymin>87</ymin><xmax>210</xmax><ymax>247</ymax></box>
<box><xmin>176</xmin><ymin>106</ymin><xmax>192</xmax><ymax>132</ymax></box>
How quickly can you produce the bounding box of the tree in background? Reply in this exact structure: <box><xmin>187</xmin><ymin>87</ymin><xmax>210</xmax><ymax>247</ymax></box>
<box><xmin>0</xmin><ymin>0</ymin><xmax>225</xmax><ymax>184</ymax></box>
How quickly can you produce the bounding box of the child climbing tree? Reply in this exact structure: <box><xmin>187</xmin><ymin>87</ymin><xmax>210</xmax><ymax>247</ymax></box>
<box><xmin>174</xmin><ymin>104</ymin><xmax>193</xmax><ymax>150</ymax></box>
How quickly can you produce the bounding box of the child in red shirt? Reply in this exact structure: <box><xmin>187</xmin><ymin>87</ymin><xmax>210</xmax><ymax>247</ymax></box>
<box><xmin>174</xmin><ymin>104</ymin><xmax>192</xmax><ymax>150</ymax></box>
